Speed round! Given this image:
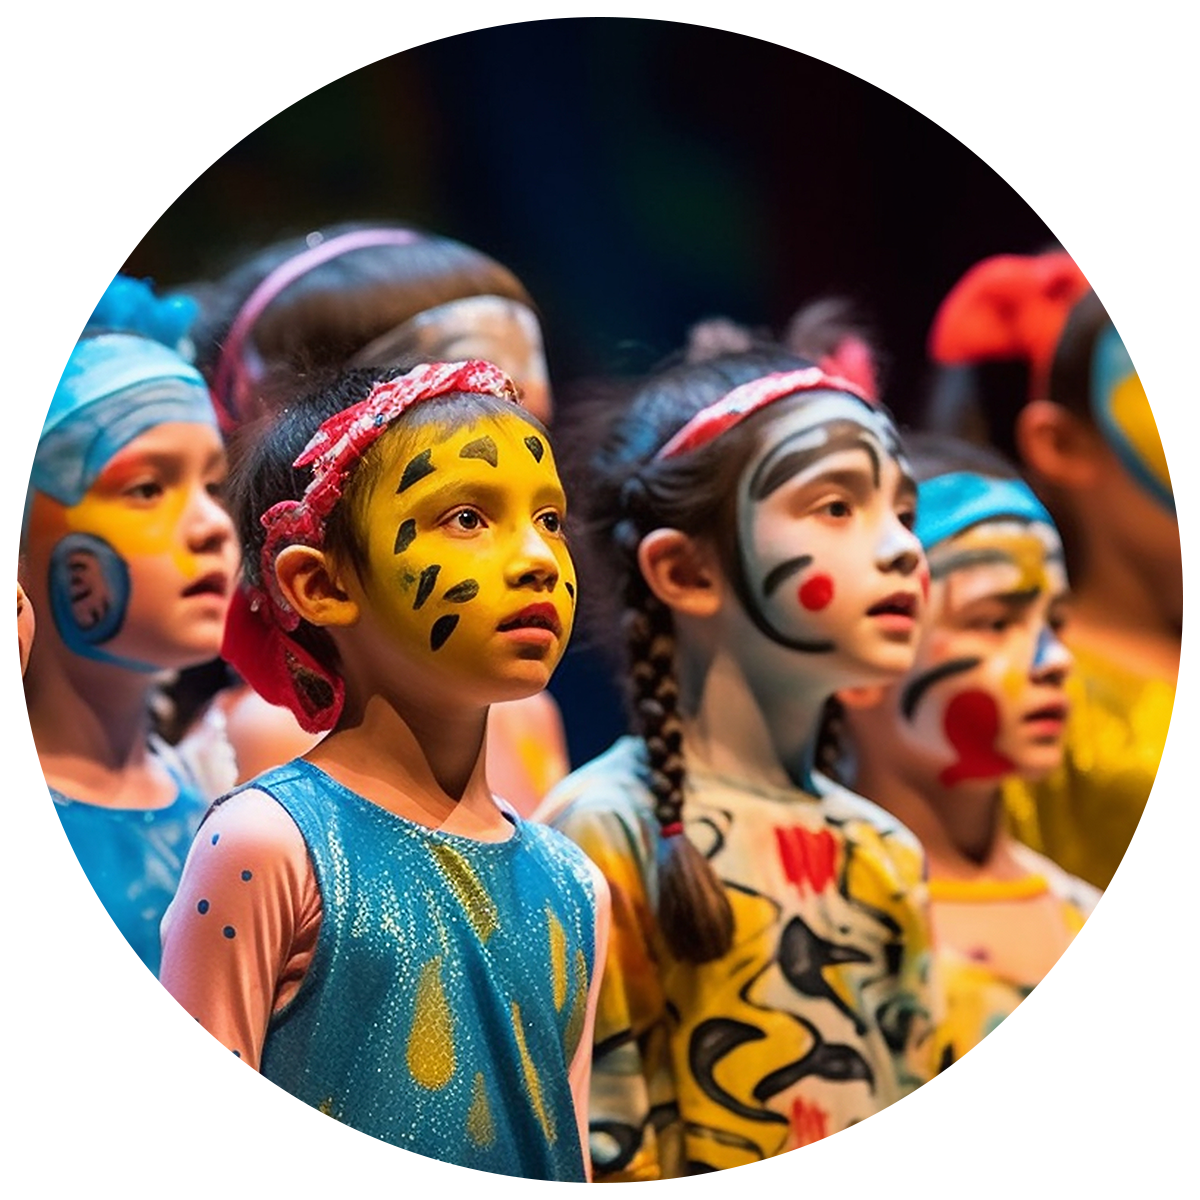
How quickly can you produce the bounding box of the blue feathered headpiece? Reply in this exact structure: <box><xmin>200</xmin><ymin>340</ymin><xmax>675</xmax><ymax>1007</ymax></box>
<box><xmin>0</xmin><ymin>231</ymin><xmax>196</xmax><ymax>350</ymax></box>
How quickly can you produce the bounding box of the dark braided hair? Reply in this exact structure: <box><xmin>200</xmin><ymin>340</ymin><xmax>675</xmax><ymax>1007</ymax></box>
<box><xmin>563</xmin><ymin>346</ymin><xmax>821</xmax><ymax>963</ymax></box>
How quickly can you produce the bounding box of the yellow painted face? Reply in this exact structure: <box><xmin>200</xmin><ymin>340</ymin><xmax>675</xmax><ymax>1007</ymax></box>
<box><xmin>354</xmin><ymin>410</ymin><xmax>576</xmax><ymax>700</ymax></box>
<box><xmin>1108</xmin><ymin>333</ymin><xmax>1200</xmax><ymax>516</ymax></box>
<box><xmin>23</xmin><ymin>422</ymin><xmax>237</xmax><ymax>672</ymax></box>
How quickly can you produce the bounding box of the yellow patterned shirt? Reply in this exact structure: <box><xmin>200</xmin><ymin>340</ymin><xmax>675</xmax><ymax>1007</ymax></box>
<box><xmin>538</xmin><ymin>737</ymin><xmax>940</xmax><ymax>1180</ymax></box>
<box><xmin>1004</xmin><ymin>642</ymin><xmax>1175</xmax><ymax>890</ymax></box>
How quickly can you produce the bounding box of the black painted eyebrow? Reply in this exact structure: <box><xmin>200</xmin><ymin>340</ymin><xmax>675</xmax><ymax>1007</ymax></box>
<box><xmin>762</xmin><ymin>554</ymin><xmax>812</xmax><ymax>597</ymax></box>
<box><xmin>900</xmin><ymin>656</ymin><xmax>983</xmax><ymax>720</ymax></box>
<box><xmin>749</xmin><ymin>420</ymin><xmax>883</xmax><ymax>502</ymax></box>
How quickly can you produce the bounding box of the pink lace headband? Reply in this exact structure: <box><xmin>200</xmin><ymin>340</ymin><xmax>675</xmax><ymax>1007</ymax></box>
<box><xmin>221</xmin><ymin>358</ymin><xmax>520</xmax><ymax>732</ymax></box>
<box><xmin>654</xmin><ymin>365</ymin><xmax>875</xmax><ymax>460</ymax></box>
<box><xmin>212</xmin><ymin>227</ymin><xmax>422</xmax><ymax>428</ymax></box>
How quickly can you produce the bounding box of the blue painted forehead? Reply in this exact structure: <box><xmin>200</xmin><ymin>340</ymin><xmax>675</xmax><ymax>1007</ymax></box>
<box><xmin>914</xmin><ymin>471</ymin><xmax>1056</xmax><ymax>551</ymax></box>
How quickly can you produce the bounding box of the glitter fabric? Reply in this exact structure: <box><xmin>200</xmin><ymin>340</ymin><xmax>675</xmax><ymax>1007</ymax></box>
<box><xmin>0</xmin><ymin>744</ymin><xmax>208</xmax><ymax>1195</ymax></box>
<box><xmin>1012</xmin><ymin>638</ymin><xmax>1200</xmax><ymax>1190</ymax></box>
<box><xmin>540</xmin><ymin>737</ymin><xmax>940</xmax><ymax>1179</ymax></box>
<box><xmin>249</xmin><ymin>760</ymin><xmax>597</xmax><ymax>1180</ymax></box>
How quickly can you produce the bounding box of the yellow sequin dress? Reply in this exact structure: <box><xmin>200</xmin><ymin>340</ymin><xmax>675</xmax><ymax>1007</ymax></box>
<box><xmin>1003</xmin><ymin>642</ymin><xmax>1176</xmax><ymax>890</ymax></box>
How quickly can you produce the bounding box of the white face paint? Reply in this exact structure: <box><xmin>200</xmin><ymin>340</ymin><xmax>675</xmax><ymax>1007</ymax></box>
<box><xmin>732</xmin><ymin>393</ymin><xmax>927</xmax><ymax>686</ymax></box>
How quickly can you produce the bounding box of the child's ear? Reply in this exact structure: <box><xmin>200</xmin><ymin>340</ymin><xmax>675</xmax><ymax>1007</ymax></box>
<box><xmin>274</xmin><ymin>546</ymin><xmax>360</xmax><ymax>629</ymax></box>
<box><xmin>1015</xmin><ymin>400</ymin><xmax>1104</xmax><ymax>490</ymax></box>
<box><xmin>837</xmin><ymin>684</ymin><xmax>888</xmax><ymax>709</ymax></box>
<box><xmin>638</xmin><ymin>528</ymin><xmax>722</xmax><ymax>617</ymax></box>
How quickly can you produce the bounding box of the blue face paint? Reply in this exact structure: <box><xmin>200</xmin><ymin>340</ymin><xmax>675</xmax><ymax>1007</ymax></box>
<box><xmin>46</xmin><ymin>532</ymin><xmax>157</xmax><ymax>673</ymax></box>
<box><xmin>1094</xmin><ymin>280</ymin><xmax>1200</xmax><ymax>530</ymax></box>
<box><xmin>914</xmin><ymin>473</ymin><xmax>1055</xmax><ymax>552</ymax></box>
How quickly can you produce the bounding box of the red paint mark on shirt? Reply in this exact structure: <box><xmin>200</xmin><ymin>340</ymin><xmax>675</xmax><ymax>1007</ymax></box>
<box><xmin>775</xmin><ymin>826</ymin><xmax>839</xmax><ymax>895</ymax></box>
<box><xmin>938</xmin><ymin>689</ymin><xmax>1014</xmax><ymax>786</ymax></box>
<box><xmin>790</xmin><ymin>1096</ymin><xmax>830</xmax><ymax>1147</ymax></box>
<box><xmin>798</xmin><ymin>573</ymin><xmax>835</xmax><ymax>611</ymax></box>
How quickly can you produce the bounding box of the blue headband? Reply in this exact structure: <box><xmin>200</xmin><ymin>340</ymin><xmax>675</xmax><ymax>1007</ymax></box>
<box><xmin>31</xmin><ymin>333</ymin><xmax>217</xmax><ymax>509</ymax></box>
<box><xmin>915</xmin><ymin>471</ymin><xmax>1054</xmax><ymax>550</ymax></box>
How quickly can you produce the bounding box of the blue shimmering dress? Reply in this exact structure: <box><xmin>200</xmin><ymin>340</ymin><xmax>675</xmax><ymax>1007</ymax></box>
<box><xmin>245</xmin><ymin>760</ymin><xmax>598</xmax><ymax>1181</ymax></box>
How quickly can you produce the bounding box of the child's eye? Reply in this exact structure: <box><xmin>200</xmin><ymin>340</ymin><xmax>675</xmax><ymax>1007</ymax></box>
<box><xmin>816</xmin><ymin>498</ymin><xmax>853</xmax><ymax>520</ymax></box>
<box><xmin>537</xmin><ymin>510</ymin><xmax>565</xmax><ymax>537</ymax></box>
<box><xmin>897</xmin><ymin>508</ymin><xmax>916</xmax><ymax>531</ymax></box>
<box><xmin>125</xmin><ymin>480</ymin><xmax>163</xmax><ymax>503</ymax></box>
<box><xmin>445</xmin><ymin>508</ymin><xmax>485</xmax><ymax>532</ymax></box>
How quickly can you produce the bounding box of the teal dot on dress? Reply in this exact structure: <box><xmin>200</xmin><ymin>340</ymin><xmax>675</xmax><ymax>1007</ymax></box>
<box><xmin>241</xmin><ymin>869</ymin><xmax>253</xmax><ymax>881</ymax></box>
<box><xmin>197</xmin><ymin>899</ymin><xmax>210</xmax><ymax>914</ymax></box>
<box><xmin>223</xmin><ymin>925</ymin><xmax>236</xmax><ymax>939</ymax></box>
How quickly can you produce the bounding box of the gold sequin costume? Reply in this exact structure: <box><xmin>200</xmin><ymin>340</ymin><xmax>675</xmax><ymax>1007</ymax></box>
<box><xmin>1004</xmin><ymin>641</ymin><xmax>1175</xmax><ymax>889</ymax></box>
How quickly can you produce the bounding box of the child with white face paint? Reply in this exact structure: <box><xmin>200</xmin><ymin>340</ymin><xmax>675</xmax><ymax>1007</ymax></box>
<box><xmin>537</xmin><ymin>349</ymin><xmax>939</xmax><ymax>1177</ymax></box>
<box><xmin>22</xmin><ymin>300</ymin><xmax>239</xmax><ymax>976</ymax></box>
<box><xmin>835</xmin><ymin>435</ymin><xmax>1099</xmax><ymax>1064</ymax></box>
<box><xmin>159</xmin><ymin>360</ymin><xmax>608</xmax><ymax>1181</ymax></box>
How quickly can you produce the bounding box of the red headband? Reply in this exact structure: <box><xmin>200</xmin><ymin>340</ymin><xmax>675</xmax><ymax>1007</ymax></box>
<box><xmin>655</xmin><ymin>366</ymin><xmax>875</xmax><ymax>460</ymax></box>
<box><xmin>221</xmin><ymin>358</ymin><xmax>520</xmax><ymax>732</ymax></box>
<box><xmin>928</xmin><ymin>251</ymin><xmax>1091</xmax><ymax>399</ymax></box>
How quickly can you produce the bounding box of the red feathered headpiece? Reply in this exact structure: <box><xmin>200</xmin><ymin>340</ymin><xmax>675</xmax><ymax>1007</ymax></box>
<box><xmin>928</xmin><ymin>252</ymin><xmax>1091</xmax><ymax>400</ymax></box>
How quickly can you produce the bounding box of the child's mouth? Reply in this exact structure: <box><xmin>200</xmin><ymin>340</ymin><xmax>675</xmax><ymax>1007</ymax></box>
<box><xmin>182</xmin><ymin>572</ymin><xmax>229</xmax><ymax>599</ymax></box>
<box><xmin>866</xmin><ymin>592</ymin><xmax>918</xmax><ymax>622</ymax></box>
<box><xmin>497</xmin><ymin>603</ymin><xmax>562</xmax><ymax>637</ymax></box>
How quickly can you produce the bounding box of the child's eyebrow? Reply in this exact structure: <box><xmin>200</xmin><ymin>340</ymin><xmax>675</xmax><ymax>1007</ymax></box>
<box><xmin>929</xmin><ymin>545</ymin><xmax>1019</xmax><ymax>580</ymax></box>
<box><xmin>750</xmin><ymin>420</ymin><xmax>883</xmax><ymax>501</ymax></box>
<box><xmin>400</xmin><ymin>476</ymin><xmax>566</xmax><ymax>511</ymax></box>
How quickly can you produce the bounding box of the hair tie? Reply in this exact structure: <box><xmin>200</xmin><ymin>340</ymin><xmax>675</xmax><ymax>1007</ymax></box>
<box><xmin>660</xmin><ymin>822</ymin><xmax>684</xmax><ymax>838</ymax></box>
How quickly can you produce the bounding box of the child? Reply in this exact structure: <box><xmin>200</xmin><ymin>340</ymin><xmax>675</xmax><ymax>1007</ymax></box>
<box><xmin>537</xmin><ymin>348</ymin><xmax>939</xmax><ymax>1178</ymax></box>
<box><xmin>926</xmin><ymin>255</ymin><xmax>1177</xmax><ymax>889</ymax></box>
<box><xmin>834</xmin><ymin>435</ymin><xmax>1100</xmax><ymax>1062</ymax></box>
<box><xmin>183</xmin><ymin>222</ymin><xmax>566</xmax><ymax>810</ymax></box>
<box><xmin>159</xmin><ymin>360</ymin><xmax>609</xmax><ymax>1181</ymax></box>
<box><xmin>22</xmin><ymin>313</ymin><xmax>239</xmax><ymax>976</ymax></box>
<box><xmin>0</xmin><ymin>307</ymin><xmax>91</xmax><ymax>1200</ymax></box>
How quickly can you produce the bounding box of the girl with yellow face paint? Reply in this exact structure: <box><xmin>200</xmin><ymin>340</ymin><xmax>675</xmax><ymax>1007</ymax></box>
<box><xmin>835</xmin><ymin>436</ymin><xmax>1100</xmax><ymax>1065</ymax></box>
<box><xmin>159</xmin><ymin>360</ymin><xmax>608</xmax><ymax>1182</ymax></box>
<box><xmin>181</xmin><ymin>224</ymin><xmax>567</xmax><ymax>813</ymax></box>
<box><xmin>927</xmin><ymin>261</ymin><xmax>1179</xmax><ymax>890</ymax></box>
<box><xmin>23</xmin><ymin>292</ymin><xmax>240</xmax><ymax>978</ymax></box>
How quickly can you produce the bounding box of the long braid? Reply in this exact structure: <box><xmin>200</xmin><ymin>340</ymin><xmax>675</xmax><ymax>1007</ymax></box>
<box><xmin>614</xmin><ymin>510</ymin><xmax>734</xmax><ymax>964</ymax></box>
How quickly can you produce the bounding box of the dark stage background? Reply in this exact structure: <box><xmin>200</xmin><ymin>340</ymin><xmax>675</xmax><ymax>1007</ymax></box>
<box><xmin>122</xmin><ymin>17</ymin><xmax>1057</xmax><ymax>767</ymax></box>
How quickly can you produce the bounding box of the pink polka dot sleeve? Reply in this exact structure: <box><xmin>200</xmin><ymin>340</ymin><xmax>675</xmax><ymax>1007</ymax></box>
<box><xmin>159</xmin><ymin>788</ymin><xmax>321</xmax><ymax>1070</ymax></box>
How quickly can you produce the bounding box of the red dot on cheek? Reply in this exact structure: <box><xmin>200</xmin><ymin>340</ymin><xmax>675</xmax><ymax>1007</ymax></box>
<box><xmin>798</xmin><ymin>574</ymin><xmax>835</xmax><ymax>611</ymax></box>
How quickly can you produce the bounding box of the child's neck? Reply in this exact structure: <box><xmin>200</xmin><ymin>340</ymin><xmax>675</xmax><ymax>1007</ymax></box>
<box><xmin>854</xmin><ymin>758</ymin><xmax>1019</xmax><ymax>881</ymax></box>
<box><xmin>24</xmin><ymin>650</ymin><xmax>174</xmax><ymax>809</ymax></box>
<box><xmin>309</xmin><ymin>691</ymin><xmax>510</xmax><ymax>841</ymax></box>
<box><xmin>680</xmin><ymin>641</ymin><xmax>826</xmax><ymax>795</ymax></box>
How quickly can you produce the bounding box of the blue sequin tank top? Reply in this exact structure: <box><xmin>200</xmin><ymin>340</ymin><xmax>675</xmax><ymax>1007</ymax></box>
<box><xmin>247</xmin><ymin>760</ymin><xmax>598</xmax><ymax>1181</ymax></box>
<box><xmin>0</xmin><ymin>744</ymin><xmax>207</xmax><ymax>1200</ymax></box>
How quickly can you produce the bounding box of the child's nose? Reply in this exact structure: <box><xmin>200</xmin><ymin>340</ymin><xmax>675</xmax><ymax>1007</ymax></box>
<box><xmin>876</xmin><ymin>517</ymin><xmax>924</xmax><ymax>577</ymax></box>
<box><xmin>506</xmin><ymin>525</ymin><xmax>560</xmax><ymax>590</ymax></box>
<box><xmin>186</xmin><ymin>488</ymin><xmax>236</xmax><ymax>555</ymax></box>
<box><xmin>1031</xmin><ymin>626</ymin><xmax>1072</xmax><ymax>684</ymax></box>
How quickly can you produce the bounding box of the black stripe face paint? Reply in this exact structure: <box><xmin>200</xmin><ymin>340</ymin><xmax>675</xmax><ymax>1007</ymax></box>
<box><xmin>393</xmin><ymin>519</ymin><xmax>417</xmax><ymax>555</ymax></box>
<box><xmin>749</xmin><ymin>420</ymin><xmax>883</xmax><ymax>503</ymax></box>
<box><xmin>459</xmin><ymin>436</ymin><xmax>498</xmax><ymax>467</ymax></box>
<box><xmin>524</xmin><ymin>435</ymin><xmax>545</xmax><ymax>462</ymax></box>
<box><xmin>442</xmin><ymin>579</ymin><xmax>480</xmax><ymax>603</ymax></box>
<box><xmin>414</xmin><ymin>564</ymin><xmax>441</xmax><ymax>609</ymax></box>
<box><xmin>430</xmin><ymin>614</ymin><xmax>459</xmax><ymax>651</ymax></box>
<box><xmin>762</xmin><ymin>555</ymin><xmax>813</xmax><ymax>598</ymax></box>
<box><xmin>899</xmin><ymin>656</ymin><xmax>983</xmax><ymax>721</ymax></box>
<box><xmin>398</xmin><ymin>448</ymin><xmax>436</xmax><ymax>493</ymax></box>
